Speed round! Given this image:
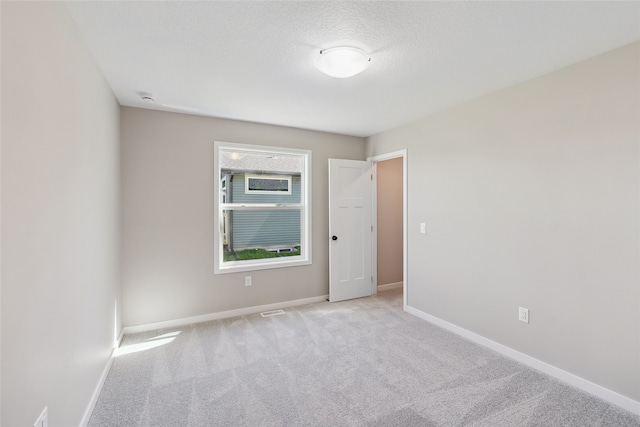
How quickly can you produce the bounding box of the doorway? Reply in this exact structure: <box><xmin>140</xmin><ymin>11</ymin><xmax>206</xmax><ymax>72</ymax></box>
<box><xmin>370</xmin><ymin>150</ymin><xmax>407</xmax><ymax>309</ymax></box>
<box><xmin>327</xmin><ymin>150</ymin><xmax>407</xmax><ymax>308</ymax></box>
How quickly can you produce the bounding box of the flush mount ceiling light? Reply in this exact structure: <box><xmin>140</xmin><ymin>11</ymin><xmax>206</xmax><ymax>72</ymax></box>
<box><xmin>316</xmin><ymin>46</ymin><xmax>371</xmax><ymax>78</ymax></box>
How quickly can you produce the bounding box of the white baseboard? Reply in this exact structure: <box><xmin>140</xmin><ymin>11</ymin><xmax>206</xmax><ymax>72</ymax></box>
<box><xmin>405</xmin><ymin>305</ymin><xmax>640</xmax><ymax>416</ymax></box>
<box><xmin>377</xmin><ymin>281</ymin><xmax>403</xmax><ymax>292</ymax></box>
<box><xmin>80</xmin><ymin>329</ymin><xmax>125</xmax><ymax>427</ymax></box>
<box><xmin>122</xmin><ymin>294</ymin><xmax>329</xmax><ymax>335</ymax></box>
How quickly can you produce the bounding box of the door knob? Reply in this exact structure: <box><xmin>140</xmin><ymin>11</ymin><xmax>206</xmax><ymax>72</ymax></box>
<box><xmin>332</xmin><ymin>235</ymin><xmax>338</xmax><ymax>241</ymax></box>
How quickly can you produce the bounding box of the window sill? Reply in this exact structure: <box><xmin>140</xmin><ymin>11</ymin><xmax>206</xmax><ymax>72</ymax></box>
<box><xmin>214</xmin><ymin>256</ymin><xmax>311</xmax><ymax>275</ymax></box>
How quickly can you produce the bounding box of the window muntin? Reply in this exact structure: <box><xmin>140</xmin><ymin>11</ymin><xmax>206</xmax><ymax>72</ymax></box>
<box><xmin>214</xmin><ymin>142</ymin><xmax>311</xmax><ymax>274</ymax></box>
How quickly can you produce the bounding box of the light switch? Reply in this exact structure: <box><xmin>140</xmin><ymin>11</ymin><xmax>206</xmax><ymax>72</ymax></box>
<box><xmin>420</xmin><ymin>223</ymin><xmax>426</xmax><ymax>234</ymax></box>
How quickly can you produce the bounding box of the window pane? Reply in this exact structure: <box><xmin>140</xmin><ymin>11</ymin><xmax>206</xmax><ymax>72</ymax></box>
<box><xmin>220</xmin><ymin>150</ymin><xmax>303</xmax><ymax>174</ymax></box>
<box><xmin>221</xmin><ymin>173</ymin><xmax>300</xmax><ymax>203</ymax></box>
<box><xmin>247</xmin><ymin>177</ymin><xmax>289</xmax><ymax>192</ymax></box>
<box><xmin>222</xmin><ymin>209</ymin><xmax>302</xmax><ymax>263</ymax></box>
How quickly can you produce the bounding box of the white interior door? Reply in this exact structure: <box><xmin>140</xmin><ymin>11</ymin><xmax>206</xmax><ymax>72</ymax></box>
<box><xmin>328</xmin><ymin>159</ymin><xmax>373</xmax><ymax>302</ymax></box>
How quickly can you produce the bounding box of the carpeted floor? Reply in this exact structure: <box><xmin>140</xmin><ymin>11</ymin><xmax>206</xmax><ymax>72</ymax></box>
<box><xmin>89</xmin><ymin>289</ymin><xmax>639</xmax><ymax>426</ymax></box>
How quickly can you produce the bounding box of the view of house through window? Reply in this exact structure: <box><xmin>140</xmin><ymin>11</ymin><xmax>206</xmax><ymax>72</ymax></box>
<box><xmin>215</xmin><ymin>142</ymin><xmax>311</xmax><ymax>273</ymax></box>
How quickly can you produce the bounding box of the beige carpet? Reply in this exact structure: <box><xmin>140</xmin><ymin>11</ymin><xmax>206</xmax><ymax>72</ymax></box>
<box><xmin>89</xmin><ymin>289</ymin><xmax>639</xmax><ymax>426</ymax></box>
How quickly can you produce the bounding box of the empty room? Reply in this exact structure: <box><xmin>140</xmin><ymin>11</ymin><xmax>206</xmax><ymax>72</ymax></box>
<box><xmin>1</xmin><ymin>1</ymin><xmax>639</xmax><ymax>426</ymax></box>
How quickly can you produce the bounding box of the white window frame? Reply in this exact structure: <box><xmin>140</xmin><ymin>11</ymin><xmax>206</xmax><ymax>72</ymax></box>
<box><xmin>214</xmin><ymin>141</ymin><xmax>312</xmax><ymax>274</ymax></box>
<box><xmin>244</xmin><ymin>174</ymin><xmax>292</xmax><ymax>195</ymax></box>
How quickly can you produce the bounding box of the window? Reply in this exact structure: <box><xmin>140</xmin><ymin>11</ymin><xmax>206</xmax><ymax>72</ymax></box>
<box><xmin>214</xmin><ymin>141</ymin><xmax>311</xmax><ymax>274</ymax></box>
<box><xmin>245</xmin><ymin>174</ymin><xmax>292</xmax><ymax>195</ymax></box>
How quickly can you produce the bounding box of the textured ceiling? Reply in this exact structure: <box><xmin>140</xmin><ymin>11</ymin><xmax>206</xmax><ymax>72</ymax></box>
<box><xmin>65</xmin><ymin>1</ymin><xmax>639</xmax><ymax>137</ymax></box>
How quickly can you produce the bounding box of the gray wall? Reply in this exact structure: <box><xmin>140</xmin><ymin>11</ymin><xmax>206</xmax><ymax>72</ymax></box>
<box><xmin>121</xmin><ymin>107</ymin><xmax>365</xmax><ymax>327</ymax></box>
<box><xmin>1</xmin><ymin>2</ymin><xmax>121</xmax><ymax>426</ymax></box>
<box><xmin>367</xmin><ymin>42</ymin><xmax>639</xmax><ymax>401</ymax></box>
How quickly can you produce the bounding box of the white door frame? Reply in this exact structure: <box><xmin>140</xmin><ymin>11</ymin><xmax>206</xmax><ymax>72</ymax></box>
<box><xmin>368</xmin><ymin>149</ymin><xmax>408</xmax><ymax>311</ymax></box>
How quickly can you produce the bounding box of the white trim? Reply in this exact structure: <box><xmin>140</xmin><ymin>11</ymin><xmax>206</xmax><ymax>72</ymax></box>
<box><xmin>115</xmin><ymin>329</ymin><xmax>125</xmax><ymax>349</ymax></box>
<box><xmin>368</xmin><ymin>149</ymin><xmax>408</xmax><ymax>310</ymax></box>
<box><xmin>368</xmin><ymin>149</ymin><xmax>407</xmax><ymax>162</ymax></box>
<box><xmin>371</xmin><ymin>163</ymin><xmax>378</xmax><ymax>295</ymax></box>
<box><xmin>122</xmin><ymin>295</ymin><xmax>329</xmax><ymax>335</ymax></box>
<box><xmin>80</xmin><ymin>328</ymin><xmax>124</xmax><ymax>427</ymax></box>
<box><xmin>405</xmin><ymin>305</ymin><xmax>640</xmax><ymax>416</ymax></box>
<box><xmin>377</xmin><ymin>282</ymin><xmax>403</xmax><ymax>292</ymax></box>
<box><xmin>80</xmin><ymin>353</ymin><xmax>113</xmax><ymax>426</ymax></box>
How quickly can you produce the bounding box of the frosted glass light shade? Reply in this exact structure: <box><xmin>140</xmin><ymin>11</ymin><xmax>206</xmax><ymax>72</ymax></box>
<box><xmin>316</xmin><ymin>47</ymin><xmax>371</xmax><ymax>78</ymax></box>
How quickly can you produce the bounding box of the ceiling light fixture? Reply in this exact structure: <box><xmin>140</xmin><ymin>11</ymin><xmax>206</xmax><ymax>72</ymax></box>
<box><xmin>316</xmin><ymin>46</ymin><xmax>371</xmax><ymax>78</ymax></box>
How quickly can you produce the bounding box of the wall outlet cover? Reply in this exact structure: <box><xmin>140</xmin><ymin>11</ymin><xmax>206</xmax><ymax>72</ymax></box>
<box><xmin>33</xmin><ymin>407</ymin><xmax>48</xmax><ymax>427</ymax></box>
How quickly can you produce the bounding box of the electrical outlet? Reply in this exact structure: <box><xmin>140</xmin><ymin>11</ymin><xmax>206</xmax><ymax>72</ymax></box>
<box><xmin>519</xmin><ymin>307</ymin><xmax>529</xmax><ymax>323</ymax></box>
<box><xmin>33</xmin><ymin>407</ymin><xmax>48</xmax><ymax>427</ymax></box>
<box><xmin>245</xmin><ymin>276</ymin><xmax>252</xmax><ymax>286</ymax></box>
